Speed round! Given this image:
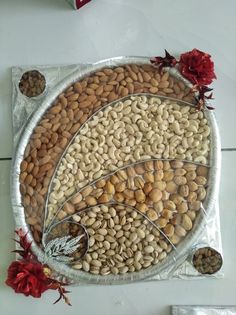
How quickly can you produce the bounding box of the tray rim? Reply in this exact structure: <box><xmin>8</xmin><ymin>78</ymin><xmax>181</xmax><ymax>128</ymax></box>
<box><xmin>11</xmin><ymin>56</ymin><xmax>221</xmax><ymax>284</ymax></box>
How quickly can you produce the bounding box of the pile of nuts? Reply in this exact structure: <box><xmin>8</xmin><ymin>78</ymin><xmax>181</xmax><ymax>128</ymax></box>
<box><xmin>50</xmin><ymin>160</ymin><xmax>208</xmax><ymax>248</ymax></box>
<box><xmin>47</xmin><ymin>95</ymin><xmax>210</xmax><ymax>224</ymax></box>
<box><xmin>19</xmin><ymin>70</ymin><xmax>46</xmax><ymax>97</ymax></box>
<box><xmin>72</xmin><ymin>204</ymin><xmax>172</xmax><ymax>275</ymax></box>
<box><xmin>192</xmin><ymin>247</ymin><xmax>222</xmax><ymax>274</ymax></box>
<box><xmin>19</xmin><ymin>64</ymin><xmax>195</xmax><ymax>242</ymax></box>
<box><xmin>17</xmin><ymin>62</ymin><xmax>215</xmax><ymax>277</ymax></box>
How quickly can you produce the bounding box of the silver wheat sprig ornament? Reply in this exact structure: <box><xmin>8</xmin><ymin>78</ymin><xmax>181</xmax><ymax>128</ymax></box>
<box><xmin>44</xmin><ymin>234</ymin><xmax>84</xmax><ymax>263</ymax></box>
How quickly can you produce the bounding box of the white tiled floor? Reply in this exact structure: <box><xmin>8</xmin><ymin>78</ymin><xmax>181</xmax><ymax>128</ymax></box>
<box><xmin>1</xmin><ymin>0</ymin><xmax>236</xmax><ymax>157</ymax></box>
<box><xmin>0</xmin><ymin>0</ymin><xmax>236</xmax><ymax>314</ymax></box>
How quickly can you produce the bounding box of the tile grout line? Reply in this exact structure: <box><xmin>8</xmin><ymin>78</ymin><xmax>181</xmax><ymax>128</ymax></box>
<box><xmin>221</xmin><ymin>148</ymin><xmax>236</xmax><ymax>151</ymax></box>
<box><xmin>1</xmin><ymin>148</ymin><xmax>236</xmax><ymax>161</ymax></box>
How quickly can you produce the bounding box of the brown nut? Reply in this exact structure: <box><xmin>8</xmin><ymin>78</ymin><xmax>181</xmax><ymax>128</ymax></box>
<box><xmin>117</xmin><ymin>170</ymin><xmax>128</xmax><ymax>181</ymax></box>
<box><xmin>171</xmin><ymin>160</ymin><xmax>184</xmax><ymax>169</ymax></box>
<box><xmin>195</xmin><ymin>176</ymin><xmax>207</xmax><ymax>186</ymax></box>
<box><xmin>177</xmin><ymin>202</ymin><xmax>188</xmax><ymax>213</ymax></box>
<box><xmin>134</xmin><ymin>177</ymin><xmax>145</xmax><ymax>188</ymax></box>
<box><xmin>186</xmin><ymin>171</ymin><xmax>197</xmax><ymax>181</ymax></box>
<box><xmin>136</xmin><ymin>203</ymin><xmax>148</xmax><ymax>213</ymax></box>
<box><xmin>143</xmin><ymin>172</ymin><xmax>154</xmax><ymax>183</ymax></box>
<box><xmin>149</xmin><ymin>188</ymin><xmax>162</xmax><ymax>202</ymax></box>
<box><xmin>104</xmin><ymin>181</ymin><xmax>115</xmax><ymax>194</ymax></box>
<box><xmin>110</xmin><ymin>175</ymin><xmax>120</xmax><ymax>185</ymax></box>
<box><xmin>179</xmin><ymin>185</ymin><xmax>189</xmax><ymax>197</ymax></box>
<box><xmin>81</xmin><ymin>185</ymin><xmax>93</xmax><ymax>197</ymax></box>
<box><xmin>188</xmin><ymin>181</ymin><xmax>199</xmax><ymax>192</ymax></box>
<box><xmin>123</xmin><ymin>189</ymin><xmax>135</xmax><ymax>199</ymax></box>
<box><xmin>174</xmin><ymin>169</ymin><xmax>186</xmax><ymax>176</ymax></box>
<box><xmin>163</xmin><ymin>200</ymin><xmax>176</xmax><ymax>211</ymax></box>
<box><xmin>181</xmin><ymin>214</ymin><xmax>193</xmax><ymax>231</ymax></box>
<box><xmin>96</xmin><ymin>179</ymin><xmax>106</xmax><ymax>188</ymax></box>
<box><xmin>165</xmin><ymin>181</ymin><xmax>177</xmax><ymax>193</ymax></box>
<box><xmin>174</xmin><ymin>225</ymin><xmax>187</xmax><ymax>237</ymax></box>
<box><xmin>163</xmin><ymin>170</ymin><xmax>174</xmax><ymax>181</ymax></box>
<box><xmin>135</xmin><ymin>164</ymin><xmax>145</xmax><ymax>175</ymax></box>
<box><xmin>170</xmin><ymin>194</ymin><xmax>184</xmax><ymax>205</ymax></box>
<box><xmin>63</xmin><ymin>202</ymin><xmax>75</xmax><ymax>214</ymax></box>
<box><xmin>196</xmin><ymin>166</ymin><xmax>208</xmax><ymax>177</ymax></box>
<box><xmin>71</xmin><ymin>193</ymin><xmax>83</xmax><ymax>204</ymax></box>
<box><xmin>144</xmin><ymin>161</ymin><xmax>154</xmax><ymax>171</ymax></box>
<box><xmin>154</xmin><ymin>170</ymin><xmax>164</xmax><ymax>181</ymax></box>
<box><xmin>85</xmin><ymin>196</ymin><xmax>98</xmax><ymax>206</ymax></box>
<box><xmin>147</xmin><ymin>209</ymin><xmax>158</xmax><ymax>221</ymax></box>
<box><xmin>135</xmin><ymin>189</ymin><xmax>146</xmax><ymax>203</ymax></box>
<box><xmin>164</xmin><ymin>224</ymin><xmax>175</xmax><ymax>237</ymax></box>
<box><xmin>174</xmin><ymin>176</ymin><xmax>187</xmax><ymax>185</ymax></box>
<box><xmin>187</xmin><ymin>191</ymin><xmax>198</xmax><ymax>203</ymax></box>
<box><xmin>163</xmin><ymin>161</ymin><xmax>171</xmax><ymax>170</ymax></box>
<box><xmin>153</xmin><ymin>181</ymin><xmax>166</xmax><ymax>191</ymax></box>
<box><xmin>143</xmin><ymin>182</ymin><xmax>153</xmax><ymax>195</ymax></box>
<box><xmin>115</xmin><ymin>182</ymin><xmax>126</xmax><ymax>192</ymax></box>
<box><xmin>156</xmin><ymin>217</ymin><xmax>168</xmax><ymax>228</ymax></box>
<box><xmin>114</xmin><ymin>193</ymin><xmax>124</xmax><ymax>203</ymax></box>
<box><xmin>169</xmin><ymin>234</ymin><xmax>181</xmax><ymax>245</ymax></box>
<box><xmin>154</xmin><ymin>160</ymin><xmax>163</xmax><ymax>170</ymax></box>
<box><xmin>189</xmin><ymin>200</ymin><xmax>201</xmax><ymax>211</ymax></box>
<box><xmin>162</xmin><ymin>209</ymin><xmax>174</xmax><ymax>220</ymax></box>
<box><xmin>153</xmin><ymin>201</ymin><xmax>164</xmax><ymax>213</ymax></box>
<box><xmin>197</xmin><ymin>187</ymin><xmax>207</xmax><ymax>201</ymax></box>
<box><xmin>98</xmin><ymin>194</ymin><xmax>112</xmax><ymax>203</ymax></box>
<box><xmin>183</xmin><ymin>163</ymin><xmax>197</xmax><ymax>171</ymax></box>
<box><xmin>126</xmin><ymin>166</ymin><xmax>136</xmax><ymax>177</ymax></box>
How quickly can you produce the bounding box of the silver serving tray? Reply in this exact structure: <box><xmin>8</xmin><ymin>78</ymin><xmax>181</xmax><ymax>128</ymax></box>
<box><xmin>11</xmin><ymin>56</ymin><xmax>221</xmax><ymax>284</ymax></box>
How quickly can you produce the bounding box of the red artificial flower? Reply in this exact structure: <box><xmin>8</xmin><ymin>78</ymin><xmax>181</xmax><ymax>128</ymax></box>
<box><xmin>151</xmin><ymin>49</ymin><xmax>177</xmax><ymax>71</ymax></box>
<box><xmin>50</xmin><ymin>283</ymin><xmax>72</xmax><ymax>306</ymax></box>
<box><xmin>6</xmin><ymin>261</ymin><xmax>49</xmax><ymax>298</ymax></box>
<box><xmin>192</xmin><ymin>85</ymin><xmax>214</xmax><ymax>110</ymax></box>
<box><xmin>6</xmin><ymin>229</ymin><xmax>72</xmax><ymax>305</ymax></box>
<box><xmin>12</xmin><ymin>229</ymin><xmax>32</xmax><ymax>260</ymax></box>
<box><xmin>179</xmin><ymin>48</ymin><xmax>216</xmax><ymax>85</ymax></box>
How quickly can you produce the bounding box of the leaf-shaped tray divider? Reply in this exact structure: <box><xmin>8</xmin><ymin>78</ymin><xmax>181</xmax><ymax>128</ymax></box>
<box><xmin>44</xmin><ymin>94</ymin><xmax>211</xmax><ymax>232</ymax></box>
<box><xmin>46</xmin><ymin>159</ymin><xmax>210</xmax><ymax>250</ymax></box>
<box><xmin>43</xmin><ymin>94</ymin><xmax>142</xmax><ymax>231</ymax></box>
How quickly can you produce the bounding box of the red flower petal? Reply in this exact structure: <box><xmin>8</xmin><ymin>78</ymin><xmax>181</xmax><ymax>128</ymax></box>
<box><xmin>179</xmin><ymin>49</ymin><xmax>216</xmax><ymax>85</ymax></box>
<box><xmin>5</xmin><ymin>261</ymin><xmax>49</xmax><ymax>298</ymax></box>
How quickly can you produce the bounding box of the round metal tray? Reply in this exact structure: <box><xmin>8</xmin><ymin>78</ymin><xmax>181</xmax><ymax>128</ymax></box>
<box><xmin>11</xmin><ymin>56</ymin><xmax>221</xmax><ymax>284</ymax></box>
